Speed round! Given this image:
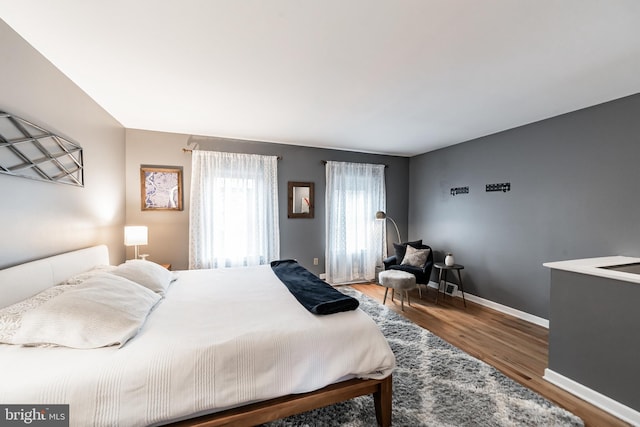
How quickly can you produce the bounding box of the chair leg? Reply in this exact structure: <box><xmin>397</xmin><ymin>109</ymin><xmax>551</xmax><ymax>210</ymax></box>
<box><xmin>391</xmin><ymin>288</ymin><xmax>395</xmax><ymax>302</ymax></box>
<box><xmin>383</xmin><ymin>287</ymin><xmax>389</xmax><ymax>305</ymax></box>
<box><xmin>417</xmin><ymin>284</ymin><xmax>422</xmax><ymax>299</ymax></box>
<box><xmin>400</xmin><ymin>291</ymin><xmax>405</xmax><ymax>311</ymax></box>
<box><xmin>406</xmin><ymin>290</ymin><xmax>411</xmax><ymax>307</ymax></box>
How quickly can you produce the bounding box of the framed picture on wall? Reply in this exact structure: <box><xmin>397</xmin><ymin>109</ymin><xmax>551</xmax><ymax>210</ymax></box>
<box><xmin>287</xmin><ymin>181</ymin><xmax>314</xmax><ymax>218</ymax></box>
<box><xmin>140</xmin><ymin>165</ymin><xmax>183</xmax><ymax>211</ymax></box>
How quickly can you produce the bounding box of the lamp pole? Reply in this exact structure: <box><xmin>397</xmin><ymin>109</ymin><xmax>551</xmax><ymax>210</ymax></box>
<box><xmin>375</xmin><ymin>211</ymin><xmax>402</xmax><ymax>244</ymax></box>
<box><xmin>386</xmin><ymin>216</ymin><xmax>402</xmax><ymax>244</ymax></box>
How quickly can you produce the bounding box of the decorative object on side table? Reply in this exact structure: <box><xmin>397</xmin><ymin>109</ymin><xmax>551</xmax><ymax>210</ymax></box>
<box><xmin>124</xmin><ymin>226</ymin><xmax>148</xmax><ymax>260</ymax></box>
<box><xmin>140</xmin><ymin>165</ymin><xmax>183</xmax><ymax>211</ymax></box>
<box><xmin>444</xmin><ymin>252</ymin><xmax>455</xmax><ymax>266</ymax></box>
<box><xmin>433</xmin><ymin>262</ymin><xmax>467</xmax><ymax>307</ymax></box>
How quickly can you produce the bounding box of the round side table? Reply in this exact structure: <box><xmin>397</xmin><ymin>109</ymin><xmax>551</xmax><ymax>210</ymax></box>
<box><xmin>433</xmin><ymin>262</ymin><xmax>467</xmax><ymax>307</ymax></box>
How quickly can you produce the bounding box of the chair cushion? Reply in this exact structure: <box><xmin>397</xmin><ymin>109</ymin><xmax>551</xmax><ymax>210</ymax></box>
<box><xmin>389</xmin><ymin>264</ymin><xmax>429</xmax><ymax>284</ymax></box>
<box><xmin>378</xmin><ymin>270</ymin><xmax>416</xmax><ymax>290</ymax></box>
<box><xmin>390</xmin><ymin>264</ymin><xmax>422</xmax><ymax>275</ymax></box>
<box><xmin>392</xmin><ymin>240</ymin><xmax>422</xmax><ymax>263</ymax></box>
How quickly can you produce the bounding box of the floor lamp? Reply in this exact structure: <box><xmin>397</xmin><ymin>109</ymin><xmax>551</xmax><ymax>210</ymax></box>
<box><xmin>375</xmin><ymin>211</ymin><xmax>402</xmax><ymax>244</ymax></box>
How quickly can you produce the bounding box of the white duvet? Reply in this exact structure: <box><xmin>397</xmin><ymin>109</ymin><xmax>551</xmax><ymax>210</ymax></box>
<box><xmin>0</xmin><ymin>265</ymin><xmax>395</xmax><ymax>426</ymax></box>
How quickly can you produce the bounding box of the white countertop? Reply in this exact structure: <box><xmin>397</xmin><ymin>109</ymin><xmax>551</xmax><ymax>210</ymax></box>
<box><xmin>543</xmin><ymin>256</ymin><xmax>640</xmax><ymax>284</ymax></box>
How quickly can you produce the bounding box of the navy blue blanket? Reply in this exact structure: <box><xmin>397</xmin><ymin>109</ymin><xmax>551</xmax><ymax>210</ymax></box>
<box><xmin>270</xmin><ymin>259</ymin><xmax>359</xmax><ymax>315</ymax></box>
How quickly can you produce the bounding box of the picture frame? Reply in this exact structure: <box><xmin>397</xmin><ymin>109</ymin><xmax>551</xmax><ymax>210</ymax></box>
<box><xmin>140</xmin><ymin>165</ymin><xmax>183</xmax><ymax>211</ymax></box>
<box><xmin>444</xmin><ymin>283</ymin><xmax>458</xmax><ymax>296</ymax></box>
<box><xmin>287</xmin><ymin>181</ymin><xmax>314</xmax><ymax>218</ymax></box>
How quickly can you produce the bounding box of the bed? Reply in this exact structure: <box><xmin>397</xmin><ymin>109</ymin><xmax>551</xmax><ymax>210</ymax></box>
<box><xmin>0</xmin><ymin>245</ymin><xmax>395</xmax><ymax>426</ymax></box>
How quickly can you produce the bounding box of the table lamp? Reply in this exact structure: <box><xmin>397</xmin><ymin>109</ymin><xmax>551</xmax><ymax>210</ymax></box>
<box><xmin>124</xmin><ymin>226</ymin><xmax>148</xmax><ymax>260</ymax></box>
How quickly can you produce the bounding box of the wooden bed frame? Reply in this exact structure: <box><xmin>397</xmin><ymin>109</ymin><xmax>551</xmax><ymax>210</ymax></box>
<box><xmin>0</xmin><ymin>246</ymin><xmax>393</xmax><ymax>427</ymax></box>
<box><xmin>171</xmin><ymin>375</ymin><xmax>392</xmax><ymax>427</ymax></box>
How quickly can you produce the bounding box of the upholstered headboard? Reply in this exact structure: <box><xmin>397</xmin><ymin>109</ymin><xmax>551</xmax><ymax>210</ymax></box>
<box><xmin>0</xmin><ymin>245</ymin><xmax>110</xmax><ymax>308</ymax></box>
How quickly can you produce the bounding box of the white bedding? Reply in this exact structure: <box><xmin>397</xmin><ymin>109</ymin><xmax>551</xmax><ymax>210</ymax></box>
<box><xmin>0</xmin><ymin>264</ymin><xmax>395</xmax><ymax>426</ymax></box>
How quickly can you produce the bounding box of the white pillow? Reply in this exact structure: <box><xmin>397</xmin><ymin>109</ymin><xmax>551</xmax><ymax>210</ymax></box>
<box><xmin>401</xmin><ymin>245</ymin><xmax>430</xmax><ymax>268</ymax></box>
<box><xmin>9</xmin><ymin>273</ymin><xmax>161</xmax><ymax>349</ymax></box>
<box><xmin>110</xmin><ymin>260</ymin><xmax>173</xmax><ymax>295</ymax></box>
<box><xmin>0</xmin><ymin>265</ymin><xmax>116</xmax><ymax>344</ymax></box>
<box><xmin>0</xmin><ymin>284</ymin><xmax>75</xmax><ymax>343</ymax></box>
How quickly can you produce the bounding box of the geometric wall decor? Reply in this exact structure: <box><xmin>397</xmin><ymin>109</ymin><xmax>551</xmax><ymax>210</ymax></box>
<box><xmin>0</xmin><ymin>111</ymin><xmax>84</xmax><ymax>187</ymax></box>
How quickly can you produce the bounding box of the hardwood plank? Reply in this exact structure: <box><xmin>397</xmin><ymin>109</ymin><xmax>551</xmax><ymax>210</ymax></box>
<box><xmin>351</xmin><ymin>283</ymin><xmax>630</xmax><ymax>427</ymax></box>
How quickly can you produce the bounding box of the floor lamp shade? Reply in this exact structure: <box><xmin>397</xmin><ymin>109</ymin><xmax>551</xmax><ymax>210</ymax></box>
<box><xmin>124</xmin><ymin>226</ymin><xmax>148</xmax><ymax>259</ymax></box>
<box><xmin>375</xmin><ymin>211</ymin><xmax>402</xmax><ymax>244</ymax></box>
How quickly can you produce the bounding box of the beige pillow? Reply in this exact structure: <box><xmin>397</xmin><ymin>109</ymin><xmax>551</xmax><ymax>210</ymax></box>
<box><xmin>401</xmin><ymin>245</ymin><xmax>430</xmax><ymax>268</ymax></box>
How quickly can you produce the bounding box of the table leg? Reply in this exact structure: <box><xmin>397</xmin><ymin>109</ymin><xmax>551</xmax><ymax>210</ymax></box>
<box><xmin>456</xmin><ymin>268</ymin><xmax>467</xmax><ymax>307</ymax></box>
<box><xmin>436</xmin><ymin>268</ymin><xmax>443</xmax><ymax>304</ymax></box>
<box><xmin>443</xmin><ymin>270</ymin><xmax>449</xmax><ymax>301</ymax></box>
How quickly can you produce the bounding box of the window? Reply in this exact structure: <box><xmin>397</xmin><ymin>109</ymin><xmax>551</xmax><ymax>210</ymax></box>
<box><xmin>325</xmin><ymin>161</ymin><xmax>385</xmax><ymax>284</ymax></box>
<box><xmin>189</xmin><ymin>151</ymin><xmax>279</xmax><ymax>269</ymax></box>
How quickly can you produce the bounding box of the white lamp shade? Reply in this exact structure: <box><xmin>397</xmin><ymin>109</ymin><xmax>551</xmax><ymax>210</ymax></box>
<box><xmin>124</xmin><ymin>226</ymin><xmax>148</xmax><ymax>246</ymax></box>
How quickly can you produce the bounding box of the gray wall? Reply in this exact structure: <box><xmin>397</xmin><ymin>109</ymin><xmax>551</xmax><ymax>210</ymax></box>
<box><xmin>549</xmin><ymin>270</ymin><xmax>639</xmax><ymax>410</ymax></box>
<box><xmin>0</xmin><ymin>19</ymin><xmax>126</xmax><ymax>268</ymax></box>
<box><xmin>409</xmin><ymin>93</ymin><xmax>640</xmax><ymax>318</ymax></box>
<box><xmin>126</xmin><ymin>129</ymin><xmax>409</xmax><ymax>272</ymax></box>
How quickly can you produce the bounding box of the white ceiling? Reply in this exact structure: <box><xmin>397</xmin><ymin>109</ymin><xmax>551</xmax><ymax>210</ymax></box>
<box><xmin>2</xmin><ymin>1</ymin><xmax>640</xmax><ymax>157</ymax></box>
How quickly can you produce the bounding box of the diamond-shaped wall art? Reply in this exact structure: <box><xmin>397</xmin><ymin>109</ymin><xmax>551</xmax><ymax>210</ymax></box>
<box><xmin>0</xmin><ymin>112</ymin><xmax>83</xmax><ymax>187</ymax></box>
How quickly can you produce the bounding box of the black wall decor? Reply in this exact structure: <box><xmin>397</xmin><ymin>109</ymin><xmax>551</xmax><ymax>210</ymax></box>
<box><xmin>486</xmin><ymin>182</ymin><xmax>510</xmax><ymax>192</ymax></box>
<box><xmin>450</xmin><ymin>186</ymin><xmax>469</xmax><ymax>196</ymax></box>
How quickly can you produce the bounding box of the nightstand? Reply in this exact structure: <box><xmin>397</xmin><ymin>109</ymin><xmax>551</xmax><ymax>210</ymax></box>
<box><xmin>433</xmin><ymin>262</ymin><xmax>467</xmax><ymax>307</ymax></box>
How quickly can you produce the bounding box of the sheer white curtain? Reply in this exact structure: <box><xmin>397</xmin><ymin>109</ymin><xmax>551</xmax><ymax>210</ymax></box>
<box><xmin>325</xmin><ymin>161</ymin><xmax>386</xmax><ymax>284</ymax></box>
<box><xmin>189</xmin><ymin>150</ymin><xmax>279</xmax><ymax>269</ymax></box>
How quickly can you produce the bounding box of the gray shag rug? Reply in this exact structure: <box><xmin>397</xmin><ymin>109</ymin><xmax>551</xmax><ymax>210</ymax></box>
<box><xmin>266</xmin><ymin>287</ymin><xmax>584</xmax><ymax>427</ymax></box>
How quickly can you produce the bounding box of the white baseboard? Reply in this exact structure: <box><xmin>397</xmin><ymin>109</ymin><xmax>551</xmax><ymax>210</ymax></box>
<box><xmin>544</xmin><ymin>369</ymin><xmax>640</xmax><ymax>426</ymax></box>
<box><xmin>426</xmin><ymin>280</ymin><xmax>549</xmax><ymax>328</ymax></box>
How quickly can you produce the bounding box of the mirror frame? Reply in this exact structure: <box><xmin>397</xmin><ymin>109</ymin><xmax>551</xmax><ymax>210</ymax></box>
<box><xmin>288</xmin><ymin>181</ymin><xmax>314</xmax><ymax>219</ymax></box>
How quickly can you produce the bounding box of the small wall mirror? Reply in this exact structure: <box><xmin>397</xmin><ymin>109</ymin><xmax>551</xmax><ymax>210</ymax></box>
<box><xmin>288</xmin><ymin>181</ymin><xmax>314</xmax><ymax>218</ymax></box>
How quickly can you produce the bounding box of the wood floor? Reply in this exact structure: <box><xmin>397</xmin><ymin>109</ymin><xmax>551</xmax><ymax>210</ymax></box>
<box><xmin>350</xmin><ymin>283</ymin><xmax>629</xmax><ymax>427</ymax></box>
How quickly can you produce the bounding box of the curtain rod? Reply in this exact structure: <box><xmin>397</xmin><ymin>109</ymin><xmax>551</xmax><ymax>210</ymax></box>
<box><xmin>321</xmin><ymin>160</ymin><xmax>388</xmax><ymax>168</ymax></box>
<box><xmin>182</xmin><ymin>148</ymin><xmax>282</xmax><ymax>160</ymax></box>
